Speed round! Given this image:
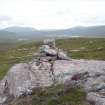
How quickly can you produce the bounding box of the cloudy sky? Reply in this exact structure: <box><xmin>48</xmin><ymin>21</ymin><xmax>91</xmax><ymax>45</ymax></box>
<box><xmin>0</xmin><ymin>0</ymin><xmax>105</xmax><ymax>29</ymax></box>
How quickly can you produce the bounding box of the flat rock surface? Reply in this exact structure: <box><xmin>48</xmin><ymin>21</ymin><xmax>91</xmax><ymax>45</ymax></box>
<box><xmin>54</xmin><ymin>59</ymin><xmax>105</xmax><ymax>79</ymax></box>
<box><xmin>0</xmin><ymin>59</ymin><xmax>105</xmax><ymax>105</ymax></box>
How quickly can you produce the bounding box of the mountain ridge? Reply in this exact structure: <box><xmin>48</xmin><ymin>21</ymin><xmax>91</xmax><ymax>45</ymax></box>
<box><xmin>0</xmin><ymin>25</ymin><xmax>105</xmax><ymax>42</ymax></box>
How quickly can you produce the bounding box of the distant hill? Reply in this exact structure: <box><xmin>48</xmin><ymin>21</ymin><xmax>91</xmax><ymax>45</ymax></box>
<box><xmin>0</xmin><ymin>25</ymin><xmax>105</xmax><ymax>42</ymax></box>
<box><xmin>42</xmin><ymin>26</ymin><xmax>105</xmax><ymax>37</ymax></box>
<box><xmin>0</xmin><ymin>31</ymin><xmax>19</xmax><ymax>42</ymax></box>
<box><xmin>63</xmin><ymin>26</ymin><xmax>105</xmax><ymax>37</ymax></box>
<box><xmin>0</xmin><ymin>27</ymin><xmax>46</xmax><ymax>42</ymax></box>
<box><xmin>4</xmin><ymin>26</ymin><xmax>37</xmax><ymax>34</ymax></box>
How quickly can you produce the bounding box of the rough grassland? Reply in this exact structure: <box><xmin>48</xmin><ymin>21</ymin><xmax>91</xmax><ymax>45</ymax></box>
<box><xmin>0</xmin><ymin>42</ymin><xmax>41</xmax><ymax>79</ymax></box>
<box><xmin>0</xmin><ymin>38</ymin><xmax>105</xmax><ymax>80</ymax></box>
<box><xmin>56</xmin><ymin>38</ymin><xmax>105</xmax><ymax>60</ymax></box>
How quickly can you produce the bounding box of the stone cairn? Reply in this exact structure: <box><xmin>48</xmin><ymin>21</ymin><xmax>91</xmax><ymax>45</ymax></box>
<box><xmin>34</xmin><ymin>39</ymin><xmax>70</xmax><ymax>82</ymax></box>
<box><xmin>38</xmin><ymin>39</ymin><xmax>70</xmax><ymax>61</ymax></box>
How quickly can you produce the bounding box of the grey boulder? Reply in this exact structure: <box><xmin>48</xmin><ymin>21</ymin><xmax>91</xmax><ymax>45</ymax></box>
<box><xmin>0</xmin><ymin>62</ymin><xmax>54</xmax><ymax>104</ymax></box>
<box><xmin>86</xmin><ymin>92</ymin><xmax>105</xmax><ymax>105</ymax></box>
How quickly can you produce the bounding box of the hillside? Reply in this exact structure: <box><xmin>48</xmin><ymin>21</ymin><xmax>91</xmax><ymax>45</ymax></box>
<box><xmin>0</xmin><ymin>38</ymin><xmax>105</xmax><ymax>105</ymax></box>
<box><xmin>0</xmin><ymin>31</ymin><xmax>19</xmax><ymax>42</ymax></box>
<box><xmin>56</xmin><ymin>38</ymin><xmax>105</xmax><ymax>60</ymax></box>
<box><xmin>0</xmin><ymin>38</ymin><xmax>105</xmax><ymax>80</ymax></box>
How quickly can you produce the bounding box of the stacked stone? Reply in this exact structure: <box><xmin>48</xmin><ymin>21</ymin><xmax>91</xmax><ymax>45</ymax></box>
<box><xmin>39</xmin><ymin>39</ymin><xmax>70</xmax><ymax>61</ymax></box>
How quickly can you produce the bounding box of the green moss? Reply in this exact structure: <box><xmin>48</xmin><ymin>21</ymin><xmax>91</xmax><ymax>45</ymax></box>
<box><xmin>10</xmin><ymin>85</ymin><xmax>86</xmax><ymax>105</ymax></box>
<box><xmin>60</xmin><ymin>88</ymin><xmax>86</xmax><ymax>105</ymax></box>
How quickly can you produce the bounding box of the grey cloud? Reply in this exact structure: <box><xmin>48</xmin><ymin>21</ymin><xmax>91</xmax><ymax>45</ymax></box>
<box><xmin>0</xmin><ymin>15</ymin><xmax>13</xmax><ymax>28</ymax></box>
<box><xmin>77</xmin><ymin>15</ymin><xmax>105</xmax><ymax>25</ymax></box>
<box><xmin>56</xmin><ymin>9</ymin><xmax>71</xmax><ymax>15</ymax></box>
<box><xmin>0</xmin><ymin>15</ymin><xmax>12</xmax><ymax>21</ymax></box>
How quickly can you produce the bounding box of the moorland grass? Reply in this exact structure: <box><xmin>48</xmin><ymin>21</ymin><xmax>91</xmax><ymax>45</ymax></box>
<box><xmin>0</xmin><ymin>38</ymin><xmax>105</xmax><ymax>79</ymax></box>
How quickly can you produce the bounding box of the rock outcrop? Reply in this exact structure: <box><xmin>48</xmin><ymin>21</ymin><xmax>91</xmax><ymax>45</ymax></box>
<box><xmin>0</xmin><ymin>39</ymin><xmax>105</xmax><ymax>105</ymax></box>
<box><xmin>86</xmin><ymin>92</ymin><xmax>105</xmax><ymax>105</ymax></box>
